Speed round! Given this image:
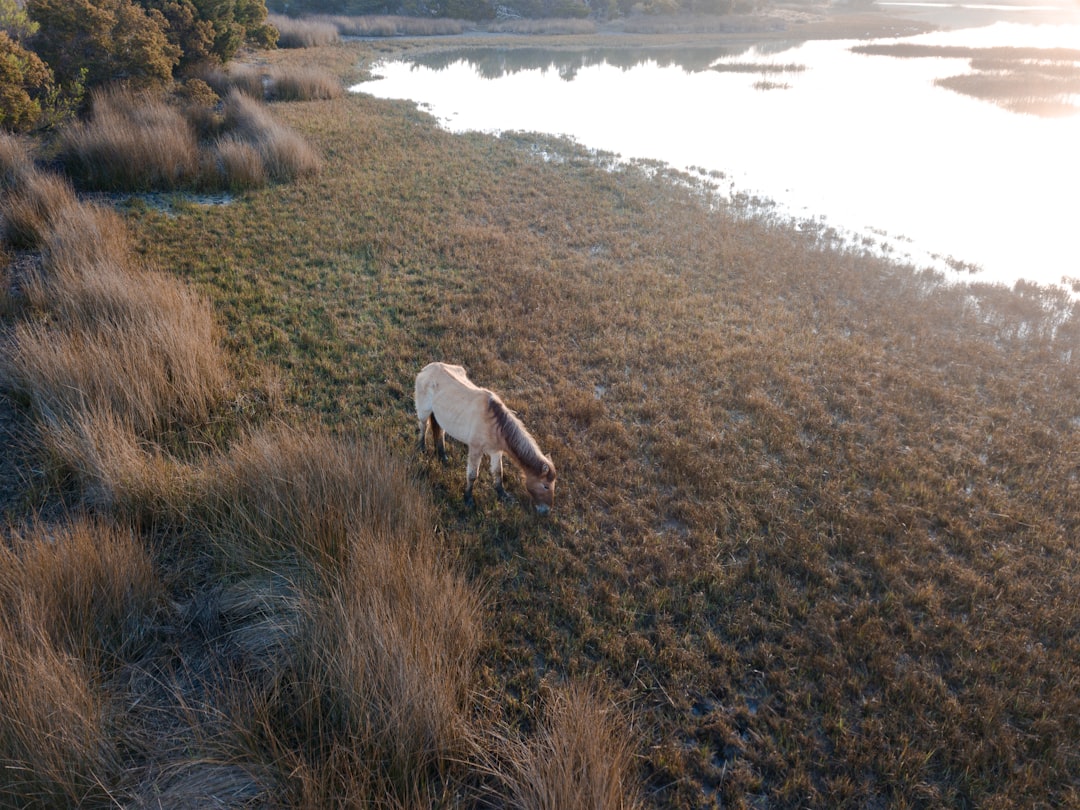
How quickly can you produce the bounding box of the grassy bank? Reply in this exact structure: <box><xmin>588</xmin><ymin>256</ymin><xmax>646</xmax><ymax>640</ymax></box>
<box><xmin>4</xmin><ymin>30</ymin><xmax>1080</xmax><ymax>809</ymax></box>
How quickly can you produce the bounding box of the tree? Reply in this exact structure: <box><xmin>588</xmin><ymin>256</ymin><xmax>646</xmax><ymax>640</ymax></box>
<box><xmin>0</xmin><ymin>0</ymin><xmax>39</xmax><ymax>41</ymax></box>
<box><xmin>182</xmin><ymin>0</ymin><xmax>275</xmax><ymax>63</ymax></box>
<box><xmin>27</xmin><ymin>0</ymin><xmax>180</xmax><ymax>91</ymax></box>
<box><xmin>139</xmin><ymin>0</ymin><xmax>217</xmax><ymax>69</ymax></box>
<box><xmin>0</xmin><ymin>29</ymin><xmax>52</xmax><ymax>130</ymax></box>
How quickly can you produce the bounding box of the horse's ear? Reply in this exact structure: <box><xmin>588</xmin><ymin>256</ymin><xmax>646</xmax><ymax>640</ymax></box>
<box><xmin>541</xmin><ymin>463</ymin><xmax>551</xmax><ymax>477</ymax></box>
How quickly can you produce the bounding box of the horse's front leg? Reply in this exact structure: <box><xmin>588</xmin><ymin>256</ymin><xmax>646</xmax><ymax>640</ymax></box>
<box><xmin>491</xmin><ymin>453</ymin><xmax>514</xmax><ymax>503</ymax></box>
<box><xmin>464</xmin><ymin>446</ymin><xmax>483</xmax><ymax>509</ymax></box>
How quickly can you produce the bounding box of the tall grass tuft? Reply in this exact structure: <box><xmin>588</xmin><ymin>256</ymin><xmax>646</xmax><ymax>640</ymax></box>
<box><xmin>0</xmin><ymin>519</ymin><xmax>162</xmax><ymax>806</ymax></box>
<box><xmin>0</xmin><ymin>133</ymin><xmax>36</xmax><ymax>191</ymax></box>
<box><xmin>0</xmin><ymin>168</ymin><xmax>78</xmax><ymax>249</ymax></box>
<box><xmin>222</xmin><ymin>91</ymin><xmax>321</xmax><ymax>182</ymax></box>
<box><xmin>318</xmin><ymin>14</ymin><xmax>467</xmax><ymax>36</ymax></box>
<box><xmin>193</xmin><ymin>425</ymin><xmax>431</xmax><ymax>574</ymax></box>
<box><xmin>0</xmin><ymin>626</ymin><xmax>120</xmax><ymax>807</ymax></box>
<box><xmin>266</xmin><ymin>68</ymin><xmax>343</xmax><ymax>102</ymax></box>
<box><xmin>494</xmin><ymin>684</ymin><xmax>642</xmax><ymax>810</ymax></box>
<box><xmin>0</xmin><ymin>519</ymin><xmax>163</xmax><ymax>667</ymax></box>
<box><xmin>198</xmin><ymin>428</ymin><xmax>484</xmax><ymax>803</ymax></box>
<box><xmin>209</xmin><ymin>136</ymin><xmax>268</xmax><ymax>191</ymax></box>
<box><xmin>270</xmin><ymin>14</ymin><xmax>340</xmax><ymax>48</ymax></box>
<box><xmin>0</xmin><ymin>167</ymin><xmax>235</xmax><ymax>509</ymax></box>
<box><xmin>291</xmin><ymin>524</ymin><xmax>483</xmax><ymax>800</ymax></box>
<box><xmin>196</xmin><ymin>63</ymin><xmax>266</xmax><ymax>100</ymax></box>
<box><xmin>57</xmin><ymin>86</ymin><xmax>201</xmax><ymax>191</ymax></box>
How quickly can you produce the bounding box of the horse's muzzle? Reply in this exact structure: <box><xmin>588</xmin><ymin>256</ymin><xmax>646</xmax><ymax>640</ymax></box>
<box><xmin>535</xmin><ymin>503</ymin><xmax>551</xmax><ymax>516</ymax></box>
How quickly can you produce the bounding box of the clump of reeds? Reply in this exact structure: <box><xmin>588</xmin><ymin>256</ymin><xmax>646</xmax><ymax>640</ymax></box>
<box><xmin>0</xmin><ymin>518</ymin><xmax>162</xmax><ymax>806</ymax></box>
<box><xmin>491</xmin><ymin>683</ymin><xmax>642</xmax><ymax>810</ymax></box>
<box><xmin>0</xmin><ymin>167</ymin><xmax>78</xmax><ymax>249</ymax></box>
<box><xmin>316</xmin><ymin>14</ymin><xmax>467</xmax><ymax>37</ymax></box>
<box><xmin>266</xmin><ymin>67</ymin><xmax>343</xmax><ymax>102</ymax></box>
<box><xmin>221</xmin><ymin>90</ymin><xmax>321</xmax><ymax>182</ymax></box>
<box><xmin>0</xmin><ymin>165</ymin><xmax>234</xmax><ymax>509</ymax></box>
<box><xmin>487</xmin><ymin>18</ymin><xmax>597</xmax><ymax>34</ymax></box>
<box><xmin>196</xmin><ymin>62</ymin><xmax>266</xmax><ymax>100</ymax></box>
<box><xmin>57</xmin><ymin>86</ymin><xmax>201</xmax><ymax>191</ymax></box>
<box><xmin>269</xmin><ymin>14</ymin><xmax>340</xmax><ymax>48</ymax></box>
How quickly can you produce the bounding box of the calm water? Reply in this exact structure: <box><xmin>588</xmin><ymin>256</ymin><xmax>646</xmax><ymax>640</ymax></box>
<box><xmin>352</xmin><ymin>17</ymin><xmax>1080</xmax><ymax>289</ymax></box>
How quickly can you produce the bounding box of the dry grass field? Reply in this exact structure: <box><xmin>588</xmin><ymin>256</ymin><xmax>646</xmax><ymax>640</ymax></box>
<box><xmin>2</xmin><ymin>18</ymin><xmax>1080</xmax><ymax>810</ymax></box>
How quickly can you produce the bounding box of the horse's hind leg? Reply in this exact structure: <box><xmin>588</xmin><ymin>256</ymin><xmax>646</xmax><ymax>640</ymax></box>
<box><xmin>430</xmin><ymin>415</ymin><xmax>448</xmax><ymax>463</ymax></box>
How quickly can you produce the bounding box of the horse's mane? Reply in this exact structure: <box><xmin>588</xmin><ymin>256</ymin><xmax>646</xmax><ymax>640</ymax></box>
<box><xmin>488</xmin><ymin>395</ymin><xmax>551</xmax><ymax>477</ymax></box>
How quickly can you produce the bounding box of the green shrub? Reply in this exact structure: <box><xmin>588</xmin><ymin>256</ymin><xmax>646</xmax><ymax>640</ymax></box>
<box><xmin>0</xmin><ymin>31</ymin><xmax>52</xmax><ymax>132</ymax></box>
<box><xmin>26</xmin><ymin>0</ymin><xmax>180</xmax><ymax>92</ymax></box>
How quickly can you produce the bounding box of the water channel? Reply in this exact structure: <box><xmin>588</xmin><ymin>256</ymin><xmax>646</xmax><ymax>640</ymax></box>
<box><xmin>352</xmin><ymin>11</ymin><xmax>1080</xmax><ymax>290</ymax></box>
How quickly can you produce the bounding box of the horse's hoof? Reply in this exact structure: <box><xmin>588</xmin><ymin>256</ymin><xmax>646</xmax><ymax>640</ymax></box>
<box><xmin>438</xmin><ymin>451</ymin><xmax>449</xmax><ymax>465</ymax></box>
<box><xmin>464</xmin><ymin>494</ymin><xmax>476</xmax><ymax>509</ymax></box>
<box><xmin>496</xmin><ymin>488</ymin><xmax>515</xmax><ymax>504</ymax></box>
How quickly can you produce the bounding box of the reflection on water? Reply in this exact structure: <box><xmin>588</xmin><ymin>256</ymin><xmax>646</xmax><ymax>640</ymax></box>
<box><xmin>407</xmin><ymin>44</ymin><xmax>764</xmax><ymax>79</ymax></box>
<box><xmin>355</xmin><ymin>22</ymin><xmax>1080</xmax><ymax>289</ymax></box>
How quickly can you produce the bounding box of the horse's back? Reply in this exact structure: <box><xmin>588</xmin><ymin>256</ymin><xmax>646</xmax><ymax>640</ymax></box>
<box><xmin>415</xmin><ymin>362</ymin><xmax>491</xmax><ymax>447</ymax></box>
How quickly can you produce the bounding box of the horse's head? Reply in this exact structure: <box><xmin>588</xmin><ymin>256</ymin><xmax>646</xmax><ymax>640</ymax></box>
<box><xmin>524</xmin><ymin>462</ymin><xmax>556</xmax><ymax>515</ymax></box>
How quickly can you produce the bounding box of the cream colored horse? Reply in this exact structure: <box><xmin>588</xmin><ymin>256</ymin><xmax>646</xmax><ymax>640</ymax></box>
<box><xmin>415</xmin><ymin>362</ymin><xmax>556</xmax><ymax>514</ymax></box>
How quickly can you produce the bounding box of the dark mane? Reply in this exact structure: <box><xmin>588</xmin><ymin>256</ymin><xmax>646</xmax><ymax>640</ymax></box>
<box><xmin>488</xmin><ymin>395</ymin><xmax>551</xmax><ymax>477</ymax></box>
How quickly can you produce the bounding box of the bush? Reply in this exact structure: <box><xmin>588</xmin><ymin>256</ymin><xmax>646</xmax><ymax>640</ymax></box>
<box><xmin>27</xmin><ymin>0</ymin><xmax>180</xmax><ymax>93</ymax></box>
<box><xmin>0</xmin><ymin>31</ymin><xmax>52</xmax><ymax>132</ymax></box>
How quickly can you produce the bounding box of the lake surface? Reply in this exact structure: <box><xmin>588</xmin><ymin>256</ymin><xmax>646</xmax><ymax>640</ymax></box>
<box><xmin>353</xmin><ymin>14</ymin><xmax>1080</xmax><ymax>290</ymax></box>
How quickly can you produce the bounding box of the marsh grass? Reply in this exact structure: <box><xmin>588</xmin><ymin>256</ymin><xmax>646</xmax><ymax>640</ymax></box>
<box><xmin>53</xmin><ymin>84</ymin><xmax>321</xmax><ymax>192</ymax></box>
<box><xmin>266</xmin><ymin>67</ymin><xmax>343</xmax><ymax>102</ymax></box>
<box><xmin>270</xmin><ymin>13</ymin><xmax>340</xmax><ymax>48</ymax></box>
<box><xmin>853</xmin><ymin>43</ymin><xmax>1080</xmax><ymax>114</ymax></box>
<box><xmin>121</xmin><ymin>41</ymin><xmax>1080</xmax><ymax>808</ymax></box>
<box><xmin>222</xmin><ymin>90</ymin><xmax>322</xmax><ymax>181</ymax></box>
<box><xmin>316</xmin><ymin>14</ymin><xmax>469</xmax><ymax>37</ymax></box>
<box><xmin>0</xmin><ymin>168</ymin><xmax>78</xmax><ymax>249</ymax></box>
<box><xmin>0</xmin><ymin>518</ymin><xmax>162</xmax><ymax>806</ymax></box>
<box><xmin>4</xmin><ymin>30</ymin><xmax>1078</xmax><ymax>810</ymax></box>
<box><xmin>487</xmin><ymin>18</ymin><xmax>597</xmax><ymax>34</ymax></box>
<box><xmin>492</xmin><ymin>683</ymin><xmax>642</xmax><ymax>810</ymax></box>
<box><xmin>58</xmin><ymin>87</ymin><xmax>201</xmax><ymax>191</ymax></box>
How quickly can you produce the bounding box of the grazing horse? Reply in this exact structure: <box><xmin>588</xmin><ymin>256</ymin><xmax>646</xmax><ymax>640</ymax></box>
<box><xmin>414</xmin><ymin>362</ymin><xmax>556</xmax><ymax>514</ymax></box>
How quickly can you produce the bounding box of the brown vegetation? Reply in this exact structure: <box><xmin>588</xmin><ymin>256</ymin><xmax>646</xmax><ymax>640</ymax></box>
<box><xmin>4</xmin><ymin>21</ymin><xmax>1080</xmax><ymax>807</ymax></box>
<box><xmin>53</xmin><ymin>84</ymin><xmax>321</xmax><ymax>192</ymax></box>
<box><xmin>270</xmin><ymin>13</ymin><xmax>340</xmax><ymax>48</ymax></box>
<box><xmin>0</xmin><ymin>132</ymin><xmax>636</xmax><ymax>807</ymax></box>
